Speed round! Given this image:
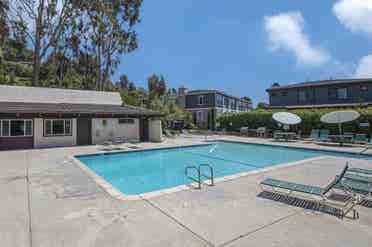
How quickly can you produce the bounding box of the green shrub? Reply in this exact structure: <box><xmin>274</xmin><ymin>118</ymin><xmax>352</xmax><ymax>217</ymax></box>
<box><xmin>217</xmin><ymin>108</ymin><xmax>372</xmax><ymax>136</ymax></box>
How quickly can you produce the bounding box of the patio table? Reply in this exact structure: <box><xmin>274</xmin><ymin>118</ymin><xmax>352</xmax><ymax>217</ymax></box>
<box><xmin>274</xmin><ymin>132</ymin><xmax>297</xmax><ymax>141</ymax></box>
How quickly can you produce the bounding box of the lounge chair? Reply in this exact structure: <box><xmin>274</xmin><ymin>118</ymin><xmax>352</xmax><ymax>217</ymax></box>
<box><xmin>354</xmin><ymin>134</ymin><xmax>368</xmax><ymax>144</ymax></box>
<box><xmin>97</xmin><ymin>141</ymin><xmax>117</xmax><ymax>151</ymax></box>
<box><xmin>180</xmin><ymin>129</ymin><xmax>193</xmax><ymax>138</ymax></box>
<box><xmin>335</xmin><ymin>176</ymin><xmax>372</xmax><ymax>201</ymax></box>
<box><xmin>360</xmin><ymin>139</ymin><xmax>372</xmax><ymax>154</ymax></box>
<box><xmin>164</xmin><ymin>129</ymin><xmax>176</xmax><ymax>138</ymax></box>
<box><xmin>260</xmin><ymin>165</ymin><xmax>360</xmax><ymax>219</ymax></box>
<box><xmin>317</xmin><ymin>129</ymin><xmax>330</xmax><ymax>142</ymax></box>
<box><xmin>303</xmin><ymin>129</ymin><xmax>319</xmax><ymax>141</ymax></box>
<box><xmin>341</xmin><ymin>168</ymin><xmax>372</xmax><ymax>199</ymax></box>
<box><xmin>348</xmin><ymin>167</ymin><xmax>372</xmax><ymax>176</ymax></box>
<box><xmin>344</xmin><ymin>173</ymin><xmax>372</xmax><ymax>184</ymax></box>
<box><xmin>343</xmin><ymin>132</ymin><xmax>355</xmax><ymax>143</ymax></box>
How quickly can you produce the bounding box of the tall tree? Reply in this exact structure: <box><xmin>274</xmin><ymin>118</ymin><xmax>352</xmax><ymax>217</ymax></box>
<box><xmin>117</xmin><ymin>74</ymin><xmax>130</xmax><ymax>91</ymax></box>
<box><xmin>9</xmin><ymin>0</ymin><xmax>76</xmax><ymax>86</ymax></box>
<box><xmin>147</xmin><ymin>74</ymin><xmax>166</xmax><ymax>96</ymax></box>
<box><xmin>0</xmin><ymin>0</ymin><xmax>9</xmax><ymax>47</ymax></box>
<box><xmin>76</xmin><ymin>0</ymin><xmax>142</xmax><ymax>90</ymax></box>
<box><xmin>157</xmin><ymin>75</ymin><xmax>166</xmax><ymax>96</ymax></box>
<box><xmin>257</xmin><ymin>102</ymin><xmax>268</xmax><ymax>109</ymax></box>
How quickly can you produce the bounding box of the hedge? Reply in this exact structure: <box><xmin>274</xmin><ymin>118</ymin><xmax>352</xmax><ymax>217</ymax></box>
<box><xmin>217</xmin><ymin>107</ymin><xmax>372</xmax><ymax>137</ymax></box>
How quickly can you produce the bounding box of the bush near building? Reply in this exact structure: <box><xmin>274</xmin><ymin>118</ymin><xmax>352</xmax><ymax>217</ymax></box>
<box><xmin>217</xmin><ymin>108</ymin><xmax>372</xmax><ymax>136</ymax></box>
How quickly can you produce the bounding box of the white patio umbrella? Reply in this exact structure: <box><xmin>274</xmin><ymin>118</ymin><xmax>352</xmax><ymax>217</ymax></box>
<box><xmin>320</xmin><ymin>110</ymin><xmax>360</xmax><ymax>134</ymax></box>
<box><xmin>272</xmin><ymin>112</ymin><xmax>302</xmax><ymax>128</ymax></box>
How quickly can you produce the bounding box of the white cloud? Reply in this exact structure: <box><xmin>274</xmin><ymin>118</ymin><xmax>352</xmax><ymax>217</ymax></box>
<box><xmin>333</xmin><ymin>0</ymin><xmax>372</xmax><ymax>36</ymax></box>
<box><xmin>264</xmin><ymin>12</ymin><xmax>330</xmax><ymax>66</ymax></box>
<box><xmin>354</xmin><ymin>55</ymin><xmax>372</xmax><ymax>78</ymax></box>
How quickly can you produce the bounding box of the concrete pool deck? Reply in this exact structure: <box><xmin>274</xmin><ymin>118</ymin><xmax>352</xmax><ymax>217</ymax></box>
<box><xmin>1</xmin><ymin>136</ymin><xmax>372</xmax><ymax>246</ymax></box>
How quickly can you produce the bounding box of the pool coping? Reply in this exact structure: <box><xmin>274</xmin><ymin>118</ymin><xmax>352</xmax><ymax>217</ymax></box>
<box><xmin>71</xmin><ymin>142</ymin><xmax>336</xmax><ymax>201</ymax></box>
<box><xmin>215</xmin><ymin>139</ymin><xmax>372</xmax><ymax>158</ymax></box>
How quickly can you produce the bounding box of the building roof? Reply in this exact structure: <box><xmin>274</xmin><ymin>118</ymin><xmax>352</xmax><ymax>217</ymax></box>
<box><xmin>0</xmin><ymin>102</ymin><xmax>163</xmax><ymax>117</ymax></box>
<box><xmin>267</xmin><ymin>102</ymin><xmax>372</xmax><ymax>109</ymax></box>
<box><xmin>266</xmin><ymin>78</ymin><xmax>372</xmax><ymax>92</ymax></box>
<box><xmin>186</xmin><ymin>89</ymin><xmax>251</xmax><ymax>103</ymax></box>
<box><xmin>0</xmin><ymin>85</ymin><xmax>122</xmax><ymax>105</ymax></box>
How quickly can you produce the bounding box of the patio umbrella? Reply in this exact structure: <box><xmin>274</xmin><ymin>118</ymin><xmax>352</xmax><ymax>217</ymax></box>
<box><xmin>320</xmin><ymin>110</ymin><xmax>360</xmax><ymax>135</ymax></box>
<box><xmin>272</xmin><ymin>112</ymin><xmax>302</xmax><ymax>128</ymax></box>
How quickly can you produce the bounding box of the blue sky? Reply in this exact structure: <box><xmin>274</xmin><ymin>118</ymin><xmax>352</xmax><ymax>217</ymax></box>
<box><xmin>113</xmin><ymin>0</ymin><xmax>372</xmax><ymax>105</ymax></box>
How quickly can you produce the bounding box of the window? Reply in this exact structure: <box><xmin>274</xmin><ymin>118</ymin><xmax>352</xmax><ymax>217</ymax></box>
<box><xmin>198</xmin><ymin>95</ymin><xmax>207</xmax><ymax>105</ymax></box>
<box><xmin>230</xmin><ymin>99</ymin><xmax>236</xmax><ymax>110</ymax></box>
<box><xmin>299</xmin><ymin>90</ymin><xmax>307</xmax><ymax>102</ymax></box>
<box><xmin>44</xmin><ymin>119</ymin><xmax>72</xmax><ymax>136</ymax></box>
<box><xmin>1</xmin><ymin>120</ymin><xmax>9</xmax><ymax>136</ymax></box>
<box><xmin>197</xmin><ymin>111</ymin><xmax>204</xmax><ymax>121</ymax></box>
<box><xmin>337</xmin><ymin>88</ymin><xmax>348</xmax><ymax>99</ymax></box>
<box><xmin>0</xmin><ymin>119</ymin><xmax>33</xmax><ymax>137</ymax></box>
<box><xmin>118</xmin><ymin>118</ymin><xmax>135</xmax><ymax>124</ymax></box>
<box><xmin>224</xmin><ymin>97</ymin><xmax>229</xmax><ymax>107</ymax></box>
<box><xmin>281</xmin><ymin>91</ymin><xmax>288</xmax><ymax>96</ymax></box>
<box><xmin>216</xmin><ymin>94</ymin><xmax>223</xmax><ymax>106</ymax></box>
<box><xmin>271</xmin><ymin>92</ymin><xmax>277</xmax><ymax>97</ymax></box>
<box><xmin>360</xmin><ymin>85</ymin><xmax>368</xmax><ymax>92</ymax></box>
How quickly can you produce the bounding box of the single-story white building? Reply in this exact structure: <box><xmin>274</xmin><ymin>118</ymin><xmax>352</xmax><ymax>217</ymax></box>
<box><xmin>0</xmin><ymin>85</ymin><xmax>163</xmax><ymax>150</ymax></box>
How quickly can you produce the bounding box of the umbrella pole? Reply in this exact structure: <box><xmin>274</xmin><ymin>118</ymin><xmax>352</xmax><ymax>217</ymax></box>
<box><xmin>339</xmin><ymin>123</ymin><xmax>343</xmax><ymax>146</ymax></box>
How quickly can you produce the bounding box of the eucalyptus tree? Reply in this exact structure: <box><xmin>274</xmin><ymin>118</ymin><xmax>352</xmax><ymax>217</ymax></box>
<box><xmin>0</xmin><ymin>0</ymin><xmax>9</xmax><ymax>46</ymax></box>
<box><xmin>75</xmin><ymin>0</ymin><xmax>142</xmax><ymax>91</ymax></box>
<box><xmin>9</xmin><ymin>0</ymin><xmax>76</xmax><ymax>86</ymax></box>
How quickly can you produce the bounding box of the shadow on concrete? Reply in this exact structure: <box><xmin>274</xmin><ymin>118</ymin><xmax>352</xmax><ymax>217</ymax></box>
<box><xmin>328</xmin><ymin>193</ymin><xmax>372</xmax><ymax>208</ymax></box>
<box><xmin>257</xmin><ymin>191</ymin><xmax>346</xmax><ymax>219</ymax></box>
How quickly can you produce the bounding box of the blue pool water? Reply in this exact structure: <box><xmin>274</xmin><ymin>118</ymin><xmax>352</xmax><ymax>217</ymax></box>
<box><xmin>76</xmin><ymin>141</ymin><xmax>372</xmax><ymax>195</ymax></box>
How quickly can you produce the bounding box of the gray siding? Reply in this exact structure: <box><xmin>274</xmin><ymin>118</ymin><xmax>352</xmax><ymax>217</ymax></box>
<box><xmin>269</xmin><ymin>82</ymin><xmax>372</xmax><ymax>107</ymax></box>
<box><xmin>185</xmin><ymin>93</ymin><xmax>216</xmax><ymax>108</ymax></box>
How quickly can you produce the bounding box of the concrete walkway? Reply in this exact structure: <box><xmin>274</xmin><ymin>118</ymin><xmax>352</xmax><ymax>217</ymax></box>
<box><xmin>1</xmin><ymin>137</ymin><xmax>372</xmax><ymax>246</ymax></box>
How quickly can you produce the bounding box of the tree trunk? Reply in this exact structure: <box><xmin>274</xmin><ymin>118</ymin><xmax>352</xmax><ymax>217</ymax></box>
<box><xmin>33</xmin><ymin>0</ymin><xmax>45</xmax><ymax>87</ymax></box>
<box><xmin>33</xmin><ymin>38</ymin><xmax>41</xmax><ymax>86</ymax></box>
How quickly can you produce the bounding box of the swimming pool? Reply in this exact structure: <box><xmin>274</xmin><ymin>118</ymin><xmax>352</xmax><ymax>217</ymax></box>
<box><xmin>76</xmin><ymin>141</ymin><xmax>372</xmax><ymax>195</ymax></box>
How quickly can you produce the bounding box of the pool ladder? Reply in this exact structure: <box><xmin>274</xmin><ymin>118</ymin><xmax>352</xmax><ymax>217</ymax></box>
<box><xmin>185</xmin><ymin>164</ymin><xmax>215</xmax><ymax>189</ymax></box>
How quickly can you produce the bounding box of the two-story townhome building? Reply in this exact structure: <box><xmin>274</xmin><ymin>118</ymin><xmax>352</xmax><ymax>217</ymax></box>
<box><xmin>266</xmin><ymin>78</ymin><xmax>372</xmax><ymax>109</ymax></box>
<box><xmin>177</xmin><ymin>88</ymin><xmax>252</xmax><ymax>130</ymax></box>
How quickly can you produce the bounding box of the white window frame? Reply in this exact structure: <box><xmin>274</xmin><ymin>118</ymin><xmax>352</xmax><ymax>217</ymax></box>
<box><xmin>0</xmin><ymin>119</ymin><xmax>33</xmax><ymax>137</ymax></box>
<box><xmin>216</xmin><ymin>94</ymin><xmax>223</xmax><ymax>106</ymax></box>
<box><xmin>44</xmin><ymin>119</ymin><xmax>72</xmax><ymax>137</ymax></box>
<box><xmin>198</xmin><ymin>95</ymin><xmax>207</xmax><ymax>105</ymax></box>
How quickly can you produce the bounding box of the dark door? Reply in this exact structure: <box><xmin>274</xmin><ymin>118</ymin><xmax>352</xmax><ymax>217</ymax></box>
<box><xmin>77</xmin><ymin>118</ymin><xmax>92</xmax><ymax>145</ymax></box>
<box><xmin>139</xmin><ymin>118</ymin><xmax>149</xmax><ymax>142</ymax></box>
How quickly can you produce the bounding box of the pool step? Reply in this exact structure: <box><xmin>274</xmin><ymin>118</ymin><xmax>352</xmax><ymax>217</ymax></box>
<box><xmin>185</xmin><ymin>164</ymin><xmax>215</xmax><ymax>189</ymax></box>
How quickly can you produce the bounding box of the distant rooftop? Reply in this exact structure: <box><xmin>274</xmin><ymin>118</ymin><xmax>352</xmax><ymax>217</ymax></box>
<box><xmin>0</xmin><ymin>85</ymin><xmax>122</xmax><ymax>105</ymax></box>
<box><xmin>266</xmin><ymin>78</ymin><xmax>372</xmax><ymax>91</ymax></box>
<box><xmin>186</xmin><ymin>89</ymin><xmax>251</xmax><ymax>102</ymax></box>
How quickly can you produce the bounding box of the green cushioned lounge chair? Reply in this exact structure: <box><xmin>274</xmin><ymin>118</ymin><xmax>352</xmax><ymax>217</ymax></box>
<box><xmin>348</xmin><ymin>167</ymin><xmax>372</xmax><ymax>176</ymax></box>
<box><xmin>303</xmin><ymin>129</ymin><xmax>319</xmax><ymax>142</ymax></box>
<box><xmin>163</xmin><ymin>129</ymin><xmax>175</xmax><ymax>138</ymax></box>
<box><xmin>260</xmin><ymin>165</ymin><xmax>360</xmax><ymax>219</ymax></box>
<box><xmin>317</xmin><ymin>129</ymin><xmax>330</xmax><ymax>142</ymax></box>
<box><xmin>335</xmin><ymin>171</ymin><xmax>372</xmax><ymax>200</ymax></box>
<box><xmin>344</xmin><ymin>173</ymin><xmax>372</xmax><ymax>184</ymax></box>
<box><xmin>335</xmin><ymin>178</ymin><xmax>372</xmax><ymax>200</ymax></box>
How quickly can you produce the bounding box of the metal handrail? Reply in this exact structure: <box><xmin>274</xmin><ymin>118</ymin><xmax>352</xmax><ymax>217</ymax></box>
<box><xmin>199</xmin><ymin>164</ymin><xmax>214</xmax><ymax>186</ymax></box>
<box><xmin>185</xmin><ymin>165</ymin><xmax>201</xmax><ymax>189</ymax></box>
